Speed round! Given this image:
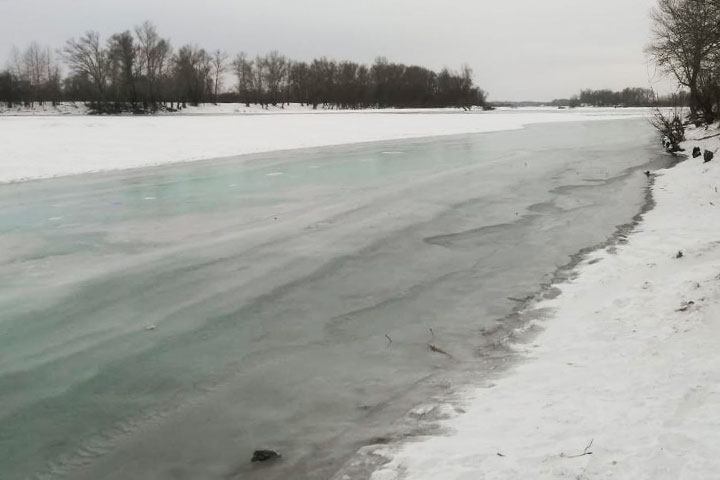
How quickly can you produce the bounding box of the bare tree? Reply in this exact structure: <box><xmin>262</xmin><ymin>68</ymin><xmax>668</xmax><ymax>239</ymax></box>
<box><xmin>288</xmin><ymin>61</ymin><xmax>310</xmax><ymax>106</ymax></box>
<box><xmin>211</xmin><ymin>49</ymin><xmax>228</xmax><ymax>104</ymax></box>
<box><xmin>108</xmin><ymin>31</ymin><xmax>141</xmax><ymax>107</ymax></box>
<box><xmin>135</xmin><ymin>21</ymin><xmax>172</xmax><ymax>107</ymax></box>
<box><xmin>173</xmin><ymin>45</ymin><xmax>212</xmax><ymax>106</ymax></box>
<box><xmin>460</xmin><ymin>64</ymin><xmax>475</xmax><ymax>110</ymax></box>
<box><xmin>263</xmin><ymin>50</ymin><xmax>287</xmax><ymax>106</ymax></box>
<box><xmin>24</xmin><ymin>43</ymin><xmax>49</xmax><ymax>87</ymax></box>
<box><xmin>648</xmin><ymin>0</ymin><xmax>720</xmax><ymax>122</ymax></box>
<box><xmin>9</xmin><ymin>46</ymin><xmax>24</xmax><ymax>80</ymax></box>
<box><xmin>7</xmin><ymin>43</ymin><xmax>60</xmax><ymax>106</ymax></box>
<box><xmin>62</xmin><ymin>31</ymin><xmax>108</xmax><ymax>100</ymax></box>
<box><xmin>649</xmin><ymin>102</ymin><xmax>687</xmax><ymax>152</ymax></box>
<box><xmin>253</xmin><ymin>54</ymin><xmax>266</xmax><ymax>107</ymax></box>
<box><xmin>232</xmin><ymin>52</ymin><xmax>253</xmax><ymax>107</ymax></box>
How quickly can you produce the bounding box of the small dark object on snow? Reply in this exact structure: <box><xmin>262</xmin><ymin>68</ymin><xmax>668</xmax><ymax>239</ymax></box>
<box><xmin>704</xmin><ymin>150</ymin><xmax>714</xmax><ymax>163</ymax></box>
<box><xmin>677</xmin><ymin>301</ymin><xmax>695</xmax><ymax>312</ymax></box>
<box><xmin>644</xmin><ymin>170</ymin><xmax>651</xmax><ymax>178</ymax></box>
<box><xmin>676</xmin><ymin>251</ymin><xmax>684</xmax><ymax>259</ymax></box>
<box><xmin>693</xmin><ymin>146</ymin><xmax>702</xmax><ymax>158</ymax></box>
<box><xmin>251</xmin><ymin>450</ymin><xmax>281</xmax><ymax>463</ymax></box>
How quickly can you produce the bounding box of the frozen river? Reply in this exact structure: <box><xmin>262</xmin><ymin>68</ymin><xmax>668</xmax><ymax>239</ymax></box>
<box><xmin>0</xmin><ymin>118</ymin><xmax>669</xmax><ymax>479</ymax></box>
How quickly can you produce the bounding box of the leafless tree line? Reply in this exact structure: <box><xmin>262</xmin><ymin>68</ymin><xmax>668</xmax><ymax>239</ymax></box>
<box><xmin>547</xmin><ymin>88</ymin><xmax>687</xmax><ymax>108</ymax></box>
<box><xmin>1</xmin><ymin>43</ymin><xmax>62</xmax><ymax>107</ymax></box>
<box><xmin>578</xmin><ymin>88</ymin><xmax>657</xmax><ymax>107</ymax></box>
<box><xmin>0</xmin><ymin>21</ymin><xmax>487</xmax><ymax>113</ymax></box>
<box><xmin>231</xmin><ymin>53</ymin><xmax>485</xmax><ymax>110</ymax></box>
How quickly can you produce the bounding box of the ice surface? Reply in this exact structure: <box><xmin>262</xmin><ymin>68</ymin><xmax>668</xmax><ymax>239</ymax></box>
<box><xmin>366</xmin><ymin>126</ymin><xmax>720</xmax><ymax>479</ymax></box>
<box><xmin>0</xmin><ymin>119</ymin><xmax>671</xmax><ymax>480</ymax></box>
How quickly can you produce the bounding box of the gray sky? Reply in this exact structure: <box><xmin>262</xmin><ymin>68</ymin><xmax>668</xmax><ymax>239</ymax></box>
<box><xmin>0</xmin><ymin>0</ymin><xmax>675</xmax><ymax>101</ymax></box>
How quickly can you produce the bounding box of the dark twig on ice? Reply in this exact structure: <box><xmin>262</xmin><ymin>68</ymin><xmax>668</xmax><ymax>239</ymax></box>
<box><xmin>425</xmin><ymin>328</ymin><xmax>455</xmax><ymax>359</ymax></box>
<box><xmin>563</xmin><ymin>439</ymin><xmax>594</xmax><ymax>458</ymax></box>
<box><xmin>428</xmin><ymin>343</ymin><xmax>454</xmax><ymax>360</ymax></box>
<box><xmin>385</xmin><ymin>334</ymin><xmax>393</xmax><ymax>346</ymax></box>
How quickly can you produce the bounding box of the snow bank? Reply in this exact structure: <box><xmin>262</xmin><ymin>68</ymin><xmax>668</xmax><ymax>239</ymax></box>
<box><xmin>0</xmin><ymin>101</ymin><xmax>648</xmax><ymax>117</ymax></box>
<box><xmin>0</xmin><ymin>108</ymin><xmax>644</xmax><ymax>183</ymax></box>
<box><xmin>0</xmin><ymin>101</ymin><xmax>90</xmax><ymax>116</ymax></box>
<box><xmin>359</xmin><ymin>128</ymin><xmax>720</xmax><ymax>479</ymax></box>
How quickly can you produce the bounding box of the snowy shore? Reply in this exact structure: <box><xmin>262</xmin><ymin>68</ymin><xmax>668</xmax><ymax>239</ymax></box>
<box><xmin>361</xmin><ymin>127</ymin><xmax>720</xmax><ymax>479</ymax></box>
<box><xmin>0</xmin><ymin>106</ymin><xmax>645</xmax><ymax>184</ymax></box>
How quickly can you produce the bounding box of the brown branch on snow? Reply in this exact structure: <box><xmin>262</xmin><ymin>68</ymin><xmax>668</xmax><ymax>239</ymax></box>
<box><xmin>696</xmin><ymin>132</ymin><xmax>720</xmax><ymax>141</ymax></box>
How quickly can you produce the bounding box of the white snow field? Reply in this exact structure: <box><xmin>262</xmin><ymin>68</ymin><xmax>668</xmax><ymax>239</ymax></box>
<box><xmin>0</xmin><ymin>107</ymin><xmax>645</xmax><ymax>183</ymax></box>
<box><xmin>361</xmin><ymin>128</ymin><xmax>720</xmax><ymax>479</ymax></box>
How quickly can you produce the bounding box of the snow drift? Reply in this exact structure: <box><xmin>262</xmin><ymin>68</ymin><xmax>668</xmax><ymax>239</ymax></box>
<box><xmin>0</xmin><ymin>107</ymin><xmax>645</xmax><ymax>184</ymax></box>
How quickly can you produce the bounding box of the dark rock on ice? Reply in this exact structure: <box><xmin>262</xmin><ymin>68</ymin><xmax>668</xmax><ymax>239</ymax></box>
<box><xmin>693</xmin><ymin>146</ymin><xmax>702</xmax><ymax>158</ymax></box>
<box><xmin>704</xmin><ymin>150</ymin><xmax>714</xmax><ymax>163</ymax></box>
<box><xmin>251</xmin><ymin>450</ymin><xmax>281</xmax><ymax>463</ymax></box>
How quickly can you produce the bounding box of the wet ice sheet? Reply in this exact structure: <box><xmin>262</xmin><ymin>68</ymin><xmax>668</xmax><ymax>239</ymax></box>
<box><xmin>0</xmin><ymin>119</ymin><xmax>669</xmax><ymax>480</ymax></box>
<box><xmin>365</xmin><ymin>124</ymin><xmax>720</xmax><ymax>480</ymax></box>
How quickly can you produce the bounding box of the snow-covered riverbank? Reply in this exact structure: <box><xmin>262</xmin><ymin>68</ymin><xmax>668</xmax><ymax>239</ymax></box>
<box><xmin>0</xmin><ymin>107</ymin><xmax>645</xmax><ymax>184</ymax></box>
<box><xmin>360</xmin><ymin>127</ymin><xmax>720</xmax><ymax>479</ymax></box>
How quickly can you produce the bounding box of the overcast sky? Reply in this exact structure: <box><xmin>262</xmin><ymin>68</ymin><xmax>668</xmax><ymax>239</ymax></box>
<box><xmin>0</xmin><ymin>0</ymin><xmax>674</xmax><ymax>101</ymax></box>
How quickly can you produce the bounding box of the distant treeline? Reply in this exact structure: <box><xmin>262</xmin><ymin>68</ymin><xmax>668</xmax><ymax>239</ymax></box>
<box><xmin>0</xmin><ymin>21</ymin><xmax>488</xmax><ymax>113</ymax></box>
<box><xmin>549</xmin><ymin>88</ymin><xmax>688</xmax><ymax>108</ymax></box>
